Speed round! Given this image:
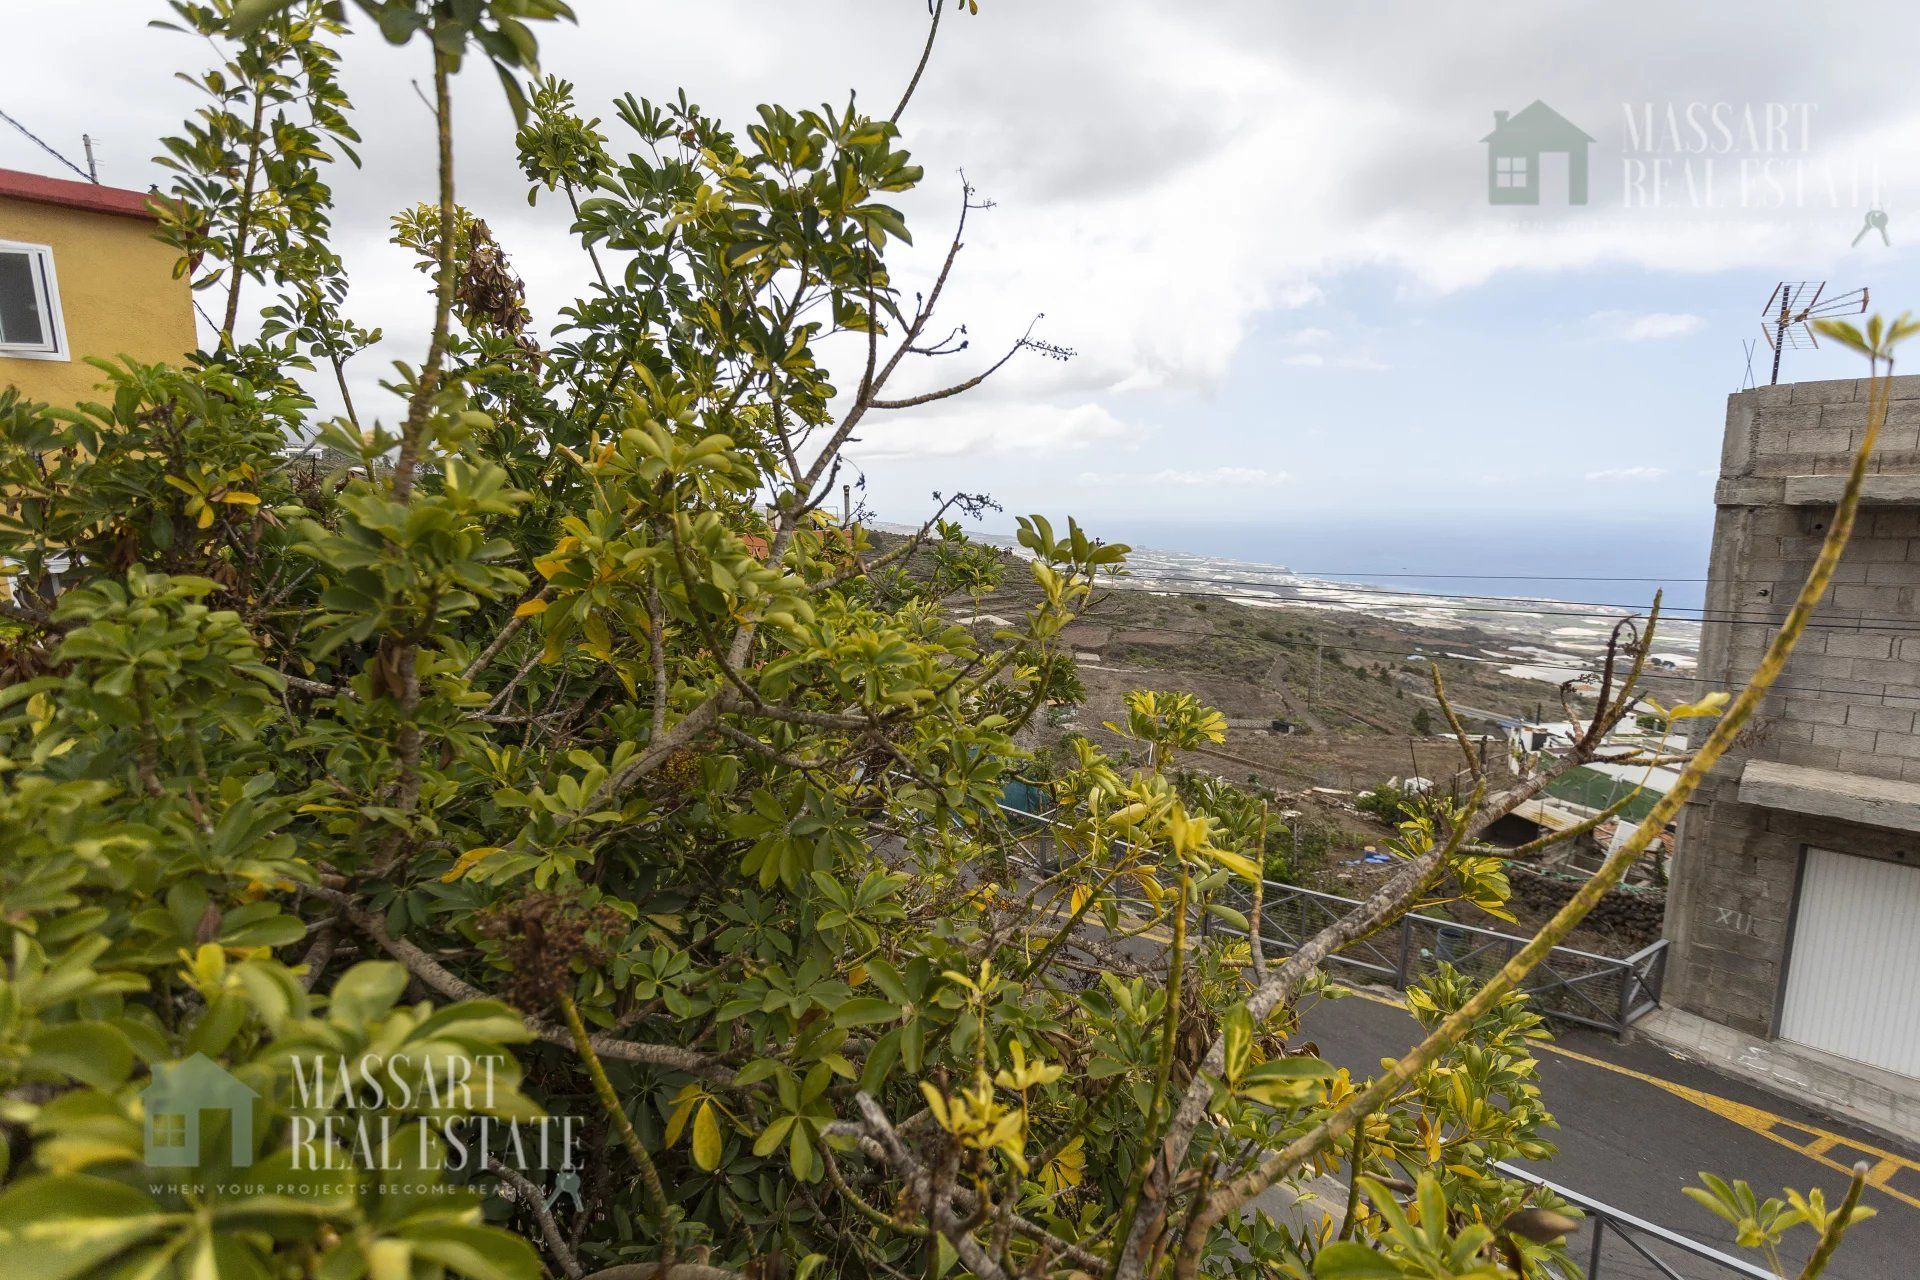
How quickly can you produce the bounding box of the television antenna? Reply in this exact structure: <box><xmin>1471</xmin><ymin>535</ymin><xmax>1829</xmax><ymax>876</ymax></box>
<box><xmin>1761</xmin><ymin>281</ymin><xmax>1868</xmax><ymax>385</ymax></box>
<box><xmin>0</xmin><ymin>104</ymin><xmax>95</xmax><ymax>183</ymax></box>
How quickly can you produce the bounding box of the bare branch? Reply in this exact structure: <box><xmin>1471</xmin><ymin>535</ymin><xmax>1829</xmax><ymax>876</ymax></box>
<box><xmin>889</xmin><ymin>0</ymin><xmax>945</xmax><ymax>126</ymax></box>
<box><xmin>867</xmin><ymin>331</ymin><xmax>1027</xmax><ymax>410</ymax></box>
<box><xmin>851</xmin><ymin>1092</ymin><xmax>1102</xmax><ymax>1275</ymax></box>
<box><xmin>462</xmin><ymin>587</ymin><xmax>547</xmax><ymax>682</ymax></box>
<box><xmin>1427</xmin><ymin>663</ymin><xmax>1480</xmax><ymax>785</ymax></box>
<box><xmin>1170</xmin><ymin>364</ymin><xmax>1889</xmax><ymax>1279</ymax></box>
<box><xmin>304</xmin><ymin>884</ymin><xmax>727</xmax><ymax>1081</ymax></box>
<box><xmin>488</xmin><ymin>1157</ymin><xmax>585</xmax><ymax>1280</ymax></box>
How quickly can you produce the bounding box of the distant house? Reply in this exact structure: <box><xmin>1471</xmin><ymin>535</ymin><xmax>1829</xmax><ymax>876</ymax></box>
<box><xmin>141</xmin><ymin>1053</ymin><xmax>258</xmax><ymax>1168</ymax></box>
<box><xmin>0</xmin><ymin>167</ymin><xmax>195</xmax><ymax>406</ymax></box>
<box><xmin>1482</xmin><ymin>102</ymin><xmax>1592</xmax><ymax>206</ymax></box>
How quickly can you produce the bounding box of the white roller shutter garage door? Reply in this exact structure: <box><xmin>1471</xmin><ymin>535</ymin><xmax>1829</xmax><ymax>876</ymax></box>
<box><xmin>1778</xmin><ymin>848</ymin><xmax>1920</xmax><ymax>1078</ymax></box>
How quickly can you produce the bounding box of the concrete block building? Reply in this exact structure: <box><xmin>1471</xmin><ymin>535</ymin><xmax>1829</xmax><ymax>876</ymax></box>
<box><xmin>1663</xmin><ymin>374</ymin><xmax>1920</xmax><ymax>1133</ymax></box>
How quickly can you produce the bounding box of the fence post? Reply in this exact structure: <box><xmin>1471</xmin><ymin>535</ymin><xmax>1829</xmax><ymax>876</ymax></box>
<box><xmin>1395</xmin><ymin>917</ymin><xmax>1412</xmax><ymax>989</ymax></box>
<box><xmin>1588</xmin><ymin>1213</ymin><xmax>1606</xmax><ymax>1278</ymax></box>
<box><xmin>1615</xmin><ymin>959</ymin><xmax>1635</xmax><ymax>1039</ymax></box>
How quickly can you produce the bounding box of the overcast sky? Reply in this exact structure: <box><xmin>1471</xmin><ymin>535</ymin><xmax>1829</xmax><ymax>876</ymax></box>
<box><xmin>8</xmin><ymin>1</ymin><xmax>1920</xmax><ymax>568</ymax></box>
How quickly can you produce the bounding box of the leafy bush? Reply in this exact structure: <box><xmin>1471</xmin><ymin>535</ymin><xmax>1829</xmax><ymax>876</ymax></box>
<box><xmin>0</xmin><ymin>4</ymin><xmax>1887</xmax><ymax>1279</ymax></box>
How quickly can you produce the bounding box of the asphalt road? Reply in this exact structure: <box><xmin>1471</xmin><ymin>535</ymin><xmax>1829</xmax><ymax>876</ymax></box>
<box><xmin>1299</xmin><ymin>990</ymin><xmax>1920</xmax><ymax>1280</ymax></box>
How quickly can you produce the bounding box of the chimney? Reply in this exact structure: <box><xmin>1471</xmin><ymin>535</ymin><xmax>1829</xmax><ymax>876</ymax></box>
<box><xmin>1494</xmin><ymin>110</ymin><xmax>1510</xmax><ymax>128</ymax></box>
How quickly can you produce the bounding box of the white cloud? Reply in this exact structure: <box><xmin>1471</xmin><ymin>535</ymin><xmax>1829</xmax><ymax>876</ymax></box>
<box><xmin>1281</xmin><ymin>351</ymin><xmax>1389</xmax><ymax>371</ymax></box>
<box><xmin>848</xmin><ymin>402</ymin><xmax>1144</xmax><ymax>462</ymax></box>
<box><xmin>1079</xmin><ymin>465</ymin><xmax>1283</xmax><ymax>486</ymax></box>
<box><xmin>9</xmin><ymin>0</ymin><xmax>1914</xmax><ymax>522</ymax></box>
<box><xmin>1585</xmin><ymin>466</ymin><xmax>1669</xmax><ymax>482</ymax></box>
<box><xmin>1589</xmin><ymin>310</ymin><xmax>1708</xmax><ymax>341</ymax></box>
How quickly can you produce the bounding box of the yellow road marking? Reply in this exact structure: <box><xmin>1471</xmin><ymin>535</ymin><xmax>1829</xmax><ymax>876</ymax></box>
<box><xmin>1066</xmin><ymin>907</ymin><xmax>1920</xmax><ymax>1206</ymax></box>
<box><xmin>1338</xmin><ymin>985</ymin><xmax>1920</xmax><ymax>1210</ymax></box>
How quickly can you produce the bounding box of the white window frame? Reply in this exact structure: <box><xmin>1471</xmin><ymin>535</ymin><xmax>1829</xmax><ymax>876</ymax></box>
<box><xmin>0</xmin><ymin>239</ymin><xmax>70</xmax><ymax>362</ymax></box>
<box><xmin>1495</xmin><ymin>156</ymin><xmax>1530</xmax><ymax>188</ymax></box>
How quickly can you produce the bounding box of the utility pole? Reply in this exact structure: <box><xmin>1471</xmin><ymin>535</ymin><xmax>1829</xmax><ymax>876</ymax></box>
<box><xmin>1312</xmin><ymin>644</ymin><xmax>1323</xmax><ymax>707</ymax></box>
<box><xmin>841</xmin><ymin>482</ymin><xmax>851</xmax><ymax>526</ymax></box>
<box><xmin>81</xmin><ymin>134</ymin><xmax>98</xmax><ymax>183</ymax></box>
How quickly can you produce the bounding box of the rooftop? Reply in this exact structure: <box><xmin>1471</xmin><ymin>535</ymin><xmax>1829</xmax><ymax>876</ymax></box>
<box><xmin>0</xmin><ymin>166</ymin><xmax>159</xmax><ymax>220</ymax></box>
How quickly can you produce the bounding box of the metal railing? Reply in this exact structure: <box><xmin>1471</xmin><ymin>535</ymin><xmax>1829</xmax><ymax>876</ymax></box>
<box><xmin>995</xmin><ymin>798</ymin><xmax>1750</xmax><ymax>1277</ymax></box>
<box><xmin>1496</xmin><ymin>1162</ymin><xmax>1774</xmax><ymax>1280</ymax></box>
<box><xmin>1217</xmin><ymin>881</ymin><xmax>1669</xmax><ymax>1035</ymax></box>
<box><xmin>993</xmin><ymin>795</ymin><xmax>1667</xmax><ymax>1036</ymax></box>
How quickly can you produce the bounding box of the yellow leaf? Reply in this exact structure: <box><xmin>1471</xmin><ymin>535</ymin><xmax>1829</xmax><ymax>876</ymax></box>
<box><xmin>1070</xmin><ymin>884</ymin><xmax>1091</xmax><ymax>915</ymax></box>
<box><xmin>219</xmin><ymin>491</ymin><xmax>261</xmax><ymax>505</ymax></box>
<box><xmin>195</xmin><ymin>505</ymin><xmax>214</xmax><ymax>529</ymax></box>
<box><xmin>441</xmin><ymin>846</ymin><xmax>503</xmax><ymax>883</ymax></box>
<box><xmin>1041</xmin><ymin>1136</ymin><xmax>1085</xmax><ymax>1193</ymax></box>
<box><xmin>692</xmin><ymin>1101</ymin><xmax>723</xmax><ymax>1171</ymax></box>
<box><xmin>583</xmin><ymin>611</ymin><xmax>612</xmax><ymax>653</ymax></box>
<box><xmin>1666</xmin><ymin>691</ymin><xmax>1730</xmax><ymax>720</ymax></box>
<box><xmin>514</xmin><ymin>597</ymin><xmax>549</xmax><ymax>618</ymax></box>
<box><xmin>919</xmin><ymin>1081</ymin><xmax>952</xmax><ymax>1130</ymax></box>
<box><xmin>1207</xmin><ymin>848</ymin><xmax>1263</xmax><ymax>884</ymax></box>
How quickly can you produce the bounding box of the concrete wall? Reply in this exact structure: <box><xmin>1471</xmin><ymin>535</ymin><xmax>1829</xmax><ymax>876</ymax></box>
<box><xmin>0</xmin><ymin>195</ymin><xmax>196</xmax><ymax>406</ymax></box>
<box><xmin>1666</xmin><ymin>376</ymin><xmax>1920</xmax><ymax>1036</ymax></box>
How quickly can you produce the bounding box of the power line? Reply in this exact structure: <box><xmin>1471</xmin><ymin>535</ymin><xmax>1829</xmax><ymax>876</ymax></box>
<box><xmin>983</xmin><ymin>584</ymin><xmax>1920</xmax><ymax>710</ymax></box>
<box><xmin>1119</xmin><ymin>570</ymin><xmax>1707</xmax><ymax>615</ymax></box>
<box><xmin>0</xmin><ymin>105</ymin><xmax>93</xmax><ymax>183</ymax></box>
<box><xmin>1112</xmin><ymin>569</ymin><xmax>1920</xmax><ymax>631</ymax></box>
<box><xmin>1182</xmin><ymin>569</ymin><xmax>1710</xmax><ymax>584</ymax></box>
<box><xmin>1067</xmin><ymin>618</ymin><xmax>1920</xmax><ymax>709</ymax></box>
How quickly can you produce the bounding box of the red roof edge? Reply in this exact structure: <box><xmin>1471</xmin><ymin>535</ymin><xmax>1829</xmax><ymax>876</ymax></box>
<box><xmin>0</xmin><ymin>167</ymin><xmax>161</xmax><ymax>220</ymax></box>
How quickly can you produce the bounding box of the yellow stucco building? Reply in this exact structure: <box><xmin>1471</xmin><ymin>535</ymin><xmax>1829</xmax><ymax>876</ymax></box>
<box><xmin>0</xmin><ymin>167</ymin><xmax>197</xmax><ymax>406</ymax></box>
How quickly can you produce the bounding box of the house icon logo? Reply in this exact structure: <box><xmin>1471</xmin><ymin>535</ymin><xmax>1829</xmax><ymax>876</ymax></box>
<box><xmin>140</xmin><ymin>1053</ymin><xmax>259</xmax><ymax>1168</ymax></box>
<box><xmin>1483</xmin><ymin>101</ymin><xmax>1593</xmax><ymax>205</ymax></box>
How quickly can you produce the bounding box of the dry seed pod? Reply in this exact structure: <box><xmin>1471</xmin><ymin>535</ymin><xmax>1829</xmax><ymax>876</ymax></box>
<box><xmin>1501</xmin><ymin>1206</ymin><xmax>1581</xmax><ymax>1243</ymax></box>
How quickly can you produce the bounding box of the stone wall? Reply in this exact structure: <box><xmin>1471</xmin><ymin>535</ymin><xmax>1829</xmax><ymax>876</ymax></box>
<box><xmin>1665</xmin><ymin>375</ymin><xmax>1920</xmax><ymax>1036</ymax></box>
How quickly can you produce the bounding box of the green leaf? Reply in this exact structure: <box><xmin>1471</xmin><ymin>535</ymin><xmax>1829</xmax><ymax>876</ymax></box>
<box><xmin>1206</xmin><ymin>902</ymin><xmax>1250</xmax><ymax>932</ymax></box>
<box><xmin>402</xmin><ymin>1222</ymin><xmax>541</xmax><ymax>1280</ymax></box>
<box><xmin>832</xmin><ymin>997</ymin><xmax>899</xmax><ymax>1028</ymax></box>
<box><xmin>326</xmin><ymin>961</ymin><xmax>408</xmax><ymax>1026</ymax></box>
<box><xmin>789</xmin><ymin>1124</ymin><xmax>816</xmax><ymax>1181</ymax></box>
<box><xmin>1311</xmin><ymin>1241</ymin><xmax>1404</xmax><ymax>1279</ymax></box>
<box><xmin>1222</xmin><ymin>1007</ymin><xmax>1252</xmax><ymax>1087</ymax></box>
<box><xmin>26</xmin><ymin>1024</ymin><xmax>134</xmax><ymax>1091</ymax></box>
<box><xmin>0</xmin><ymin>1175</ymin><xmax>179</xmax><ymax>1280</ymax></box>
<box><xmin>1236</xmin><ymin>1056</ymin><xmax>1332</xmax><ymax>1106</ymax></box>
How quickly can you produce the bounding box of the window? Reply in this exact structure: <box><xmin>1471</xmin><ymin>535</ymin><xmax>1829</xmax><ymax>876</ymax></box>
<box><xmin>151</xmin><ymin>1113</ymin><xmax>188</xmax><ymax>1148</ymax></box>
<box><xmin>1494</xmin><ymin>156</ymin><xmax>1530</xmax><ymax>189</ymax></box>
<box><xmin>0</xmin><ymin>241</ymin><xmax>68</xmax><ymax>360</ymax></box>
